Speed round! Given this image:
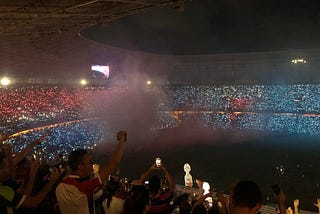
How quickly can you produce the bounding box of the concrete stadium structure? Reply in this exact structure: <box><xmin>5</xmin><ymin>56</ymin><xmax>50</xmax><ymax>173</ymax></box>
<box><xmin>2</xmin><ymin>40</ymin><xmax>320</xmax><ymax>86</ymax></box>
<box><xmin>1</xmin><ymin>1</ymin><xmax>320</xmax><ymax>86</ymax></box>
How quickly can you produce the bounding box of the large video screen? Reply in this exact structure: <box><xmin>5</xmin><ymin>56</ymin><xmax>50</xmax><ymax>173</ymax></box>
<box><xmin>91</xmin><ymin>65</ymin><xmax>110</xmax><ymax>78</ymax></box>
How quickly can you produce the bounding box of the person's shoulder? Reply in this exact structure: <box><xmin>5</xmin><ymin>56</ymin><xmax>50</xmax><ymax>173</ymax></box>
<box><xmin>59</xmin><ymin>175</ymin><xmax>81</xmax><ymax>184</ymax></box>
<box><xmin>158</xmin><ymin>190</ymin><xmax>174</xmax><ymax>199</ymax></box>
<box><xmin>55</xmin><ymin>180</ymin><xmax>85</xmax><ymax>198</ymax></box>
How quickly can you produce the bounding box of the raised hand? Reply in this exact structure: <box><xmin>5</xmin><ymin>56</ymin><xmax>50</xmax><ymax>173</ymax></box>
<box><xmin>36</xmin><ymin>132</ymin><xmax>47</xmax><ymax>144</ymax></box>
<box><xmin>314</xmin><ymin>198</ymin><xmax>320</xmax><ymax>213</ymax></box>
<box><xmin>29</xmin><ymin>160</ymin><xmax>40</xmax><ymax>176</ymax></box>
<box><xmin>117</xmin><ymin>131</ymin><xmax>127</xmax><ymax>142</ymax></box>
<box><xmin>49</xmin><ymin>167</ymin><xmax>60</xmax><ymax>182</ymax></box>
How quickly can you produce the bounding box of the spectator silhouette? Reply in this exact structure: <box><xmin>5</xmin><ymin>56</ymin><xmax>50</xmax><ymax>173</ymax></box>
<box><xmin>138</xmin><ymin>160</ymin><xmax>175</xmax><ymax>214</ymax></box>
<box><xmin>101</xmin><ymin>178</ymin><xmax>125</xmax><ymax>214</ymax></box>
<box><xmin>124</xmin><ymin>185</ymin><xmax>150</xmax><ymax>214</ymax></box>
<box><xmin>231</xmin><ymin>181</ymin><xmax>262</xmax><ymax>214</ymax></box>
<box><xmin>55</xmin><ymin>130</ymin><xmax>126</xmax><ymax>214</ymax></box>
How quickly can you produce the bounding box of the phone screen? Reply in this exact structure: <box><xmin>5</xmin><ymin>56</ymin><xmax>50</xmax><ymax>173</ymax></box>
<box><xmin>156</xmin><ymin>158</ymin><xmax>161</xmax><ymax>167</ymax></box>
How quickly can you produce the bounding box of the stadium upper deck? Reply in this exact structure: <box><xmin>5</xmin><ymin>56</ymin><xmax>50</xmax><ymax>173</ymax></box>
<box><xmin>1</xmin><ymin>47</ymin><xmax>320</xmax><ymax>86</ymax></box>
<box><xmin>1</xmin><ymin>1</ymin><xmax>320</xmax><ymax>85</ymax></box>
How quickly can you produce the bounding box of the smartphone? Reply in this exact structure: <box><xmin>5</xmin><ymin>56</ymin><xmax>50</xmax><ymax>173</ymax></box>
<box><xmin>155</xmin><ymin>157</ymin><xmax>162</xmax><ymax>167</ymax></box>
<box><xmin>271</xmin><ymin>184</ymin><xmax>280</xmax><ymax>195</ymax></box>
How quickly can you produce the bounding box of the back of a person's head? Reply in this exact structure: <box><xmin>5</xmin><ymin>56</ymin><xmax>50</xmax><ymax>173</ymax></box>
<box><xmin>232</xmin><ymin>180</ymin><xmax>262</xmax><ymax>209</ymax></box>
<box><xmin>124</xmin><ymin>185</ymin><xmax>150</xmax><ymax>214</ymax></box>
<box><xmin>179</xmin><ymin>200</ymin><xmax>192</xmax><ymax>214</ymax></box>
<box><xmin>174</xmin><ymin>193</ymin><xmax>189</xmax><ymax>206</ymax></box>
<box><xmin>208</xmin><ymin>203</ymin><xmax>220</xmax><ymax>214</ymax></box>
<box><xmin>105</xmin><ymin>178</ymin><xmax>122</xmax><ymax>208</ymax></box>
<box><xmin>68</xmin><ymin>149</ymin><xmax>88</xmax><ymax>171</ymax></box>
<box><xmin>106</xmin><ymin>178</ymin><xmax>121</xmax><ymax>194</ymax></box>
<box><xmin>192</xmin><ymin>204</ymin><xmax>207</xmax><ymax>214</ymax></box>
<box><xmin>148</xmin><ymin>175</ymin><xmax>161</xmax><ymax>194</ymax></box>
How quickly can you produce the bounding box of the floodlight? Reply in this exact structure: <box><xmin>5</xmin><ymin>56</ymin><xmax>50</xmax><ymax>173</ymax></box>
<box><xmin>291</xmin><ymin>58</ymin><xmax>307</xmax><ymax>64</ymax></box>
<box><xmin>146</xmin><ymin>80</ymin><xmax>152</xmax><ymax>85</ymax></box>
<box><xmin>80</xmin><ymin>79</ymin><xmax>87</xmax><ymax>85</ymax></box>
<box><xmin>1</xmin><ymin>77</ymin><xmax>10</xmax><ymax>86</ymax></box>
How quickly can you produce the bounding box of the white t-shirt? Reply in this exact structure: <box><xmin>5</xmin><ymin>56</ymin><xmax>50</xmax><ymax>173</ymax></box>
<box><xmin>102</xmin><ymin>196</ymin><xmax>125</xmax><ymax>214</ymax></box>
<box><xmin>55</xmin><ymin>175</ymin><xmax>101</xmax><ymax>214</ymax></box>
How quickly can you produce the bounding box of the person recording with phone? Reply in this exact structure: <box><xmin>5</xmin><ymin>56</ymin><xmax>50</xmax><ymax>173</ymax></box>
<box><xmin>138</xmin><ymin>158</ymin><xmax>175</xmax><ymax>214</ymax></box>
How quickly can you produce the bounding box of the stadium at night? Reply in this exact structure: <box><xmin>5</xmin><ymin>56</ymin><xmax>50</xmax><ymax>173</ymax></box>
<box><xmin>2</xmin><ymin>0</ymin><xmax>320</xmax><ymax>213</ymax></box>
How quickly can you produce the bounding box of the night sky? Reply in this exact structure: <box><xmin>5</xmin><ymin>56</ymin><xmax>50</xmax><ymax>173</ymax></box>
<box><xmin>81</xmin><ymin>0</ymin><xmax>320</xmax><ymax>55</ymax></box>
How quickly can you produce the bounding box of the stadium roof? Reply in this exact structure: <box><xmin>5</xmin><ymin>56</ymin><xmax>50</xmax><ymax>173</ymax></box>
<box><xmin>0</xmin><ymin>0</ymin><xmax>181</xmax><ymax>39</ymax></box>
<box><xmin>81</xmin><ymin>0</ymin><xmax>320</xmax><ymax>55</ymax></box>
<box><xmin>0</xmin><ymin>0</ymin><xmax>181</xmax><ymax>77</ymax></box>
<box><xmin>1</xmin><ymin>0</ymin><xmax>320</xmax><ymax>78</ymax></box>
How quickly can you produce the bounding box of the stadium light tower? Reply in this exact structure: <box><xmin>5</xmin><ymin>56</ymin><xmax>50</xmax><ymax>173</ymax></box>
<box><xmin>1</xmin><ymin>77</ymin><xmax>10</xmax><ymax>86</ymax></box>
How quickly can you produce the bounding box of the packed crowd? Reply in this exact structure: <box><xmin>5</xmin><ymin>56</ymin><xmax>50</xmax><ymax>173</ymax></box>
<box><xmin>0</xmin><ymin>86</ymin><xmax>94</xmax><ymax>134</ymax></box>
<box><xmin>0</xmin><ymin>84</ymin><xmax>320</xmax><ymax>162</ymax></box>
<box><xmin>162</xmin><ymin>84</ymin><xmax>320</xmax><ymax>113</ymax></box>
<box><xmin>1</xmin><ymin>84</ymin><xmax>320</xmax><ymax>162</ymax></box>
<box><xmin>1</xmin><ymin>85</ymin><xmax>320</xmax><ymax>136</ymax></box>
<box><xmin>4</xmin><ymin>119</ymin><xmax>106</xmax><ymax>161</ymax></box>
<box><xmin>1</xmin><ymin>83</ymin><xmax>320</xmax><ymax>213</ymax></box>
<box><xmin>1</xmin><ymin>130</ymin><xmax>294</xmax><ymax>214</ymax></box>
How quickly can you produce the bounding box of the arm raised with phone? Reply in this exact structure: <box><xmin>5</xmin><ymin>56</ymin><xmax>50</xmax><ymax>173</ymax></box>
<box><xmin>138</xmin><ymin>158</ymin><xmax>175</xmax><ymax>192</ymax></box>
<box><xmin>98</xmin><ymin>130</ymin><xmax>127</xmax><ymax>182</ymax></box>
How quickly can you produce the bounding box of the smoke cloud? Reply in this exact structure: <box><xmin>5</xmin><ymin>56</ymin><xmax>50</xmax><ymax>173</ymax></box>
<box><xmin>87</xmin><ymin>54</ymin><xmax>166</xmax><ymax>144</ymax></box>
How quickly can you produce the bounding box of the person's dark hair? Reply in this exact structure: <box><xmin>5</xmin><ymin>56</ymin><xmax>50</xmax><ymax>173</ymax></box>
<box><xmin>68</xmin><ymin>149</ymin><xmax>88</xmax><ymax>171</ymax></box>
<box><xmin>105</xmin><ymin>178</ymin><xmax>121</xmax><ymax>208</ymax></box>
<box><xmin>148</xmin><ymin>175</ymin><xmax>161</xmax><ymax>194</ymax></box>
<box><xmin>192</xmin><ymin>204</ymin><xmax>207</xmax><ymax>214</ymax></box>
<box><xmin>174</xmin><ymin>193</ymin><xmax>189</xmax><ymax>206</ymax></box>
<box><xmin>0</xmin><ymin>151</ymin><xmax>7</xmax><ymax>167</ymax></box>
<box><xmin>180</xmin><ymin>200</ymin><xmax>192</xmax><ymax>214</ymax></box>
<box><xmin>124</xmin><ymin>185</ymin><xmax>149</xmax><ymax>214</ymax></box>
<box><xmin>232</xmin><ymin>180</ymin><xmax>262</xmax><ymax>209</ymax></box>
<box><xmin>208</xmin><ymin>202</ymin><xmax>220</xmax><ymax>214</ymax></box>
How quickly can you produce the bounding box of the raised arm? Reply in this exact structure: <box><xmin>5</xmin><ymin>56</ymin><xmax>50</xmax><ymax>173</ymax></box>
<box><xmin>293</xmin><ymin>199</ymin><xmax>299</xmax><ymax>214</ymax></box>
<box><xmin>1</xmin><ymin>143</ymin><xmax>15</xmax><ymax>177</ymax></box>
<box><xmin>196</xmin><ymin>179</ymin><xmax>204</xmax><ymax>197</ymax></box>
<box><xmin>13</xmin><ymin>133</ymin><xmax>46</xmax><ymax>166</ymax></box>
<box><xmin>23</xmin><ymin>160</ymin><xmax>40</xmax><ymax>196</ymax></box>
<box><xmin>314</xmin><ymin>198</ymin><xmax>320</xmax><ymax>214</ymax></box>
<box><xmin>138</xmin><ymin>163</ymin><xmax>157</xmax><ymax>185</ymax></box>
<box><xmin>192</xmin><ymin>191</ymin><xmax>214</xmax><ymax>211</ymax></box>
<box><xmin>161</xmin><ymin>163</ymin><xmax>175</xmax><ymax>192</ymax></box>
<box><xmin>277</xmin><ymin>191</ymin><xmax>286</xmax><ymax>214</ymax></box>
<box><xmin>22</xmin><ymin>167</ymin><xmax>60</xmax><ymax>208</ymax></box>
<box><xmin>98</xmin><ymin>131</ymin><xmax>126</xmax><ymax>182</ymax></box>
<box><xmin>217</xmin><ymin>191</ymin><xmax>228</xmax><ymax>214</ymax></box>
